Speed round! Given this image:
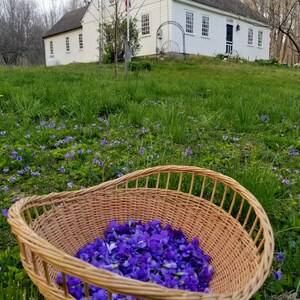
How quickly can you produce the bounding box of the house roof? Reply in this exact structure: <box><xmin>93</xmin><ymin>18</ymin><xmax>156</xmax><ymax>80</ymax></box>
<box><xmin>191</xmin><ymin>0</ymin><xmax>268</xmax><ymax>24</ymax></box>
<box><xmin>43</xmin><ymin>6</ymin><xmax>87</xmax><ymax>38</ymax></box>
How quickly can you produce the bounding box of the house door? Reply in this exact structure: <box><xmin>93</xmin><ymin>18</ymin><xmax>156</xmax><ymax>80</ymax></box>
<box><xmin>226</xmin><ymin>24</ymin><xmax>233</xmax><ymax>54</ymax></box>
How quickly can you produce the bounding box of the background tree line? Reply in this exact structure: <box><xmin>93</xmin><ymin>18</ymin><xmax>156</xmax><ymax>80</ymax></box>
<box><xmin>1</xmin><ymin>0</ymin><xmax>300</xmax><ymax>65</ymax></box>
<box><xmin>243</xmin><ymin>0</ymin><xmax>300</xmax><ymax>64</ymax></box>
<box><xmin>0</xmin><ymin>0</ymin><xmax>84</xmax><ymax>65</ymax></box>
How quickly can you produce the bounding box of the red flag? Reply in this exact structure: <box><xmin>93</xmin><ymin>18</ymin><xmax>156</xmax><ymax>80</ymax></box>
<box><xmin>124</xmin><ymin>0</ymin><xmax>131</xmax><ymax>11</ymax></box>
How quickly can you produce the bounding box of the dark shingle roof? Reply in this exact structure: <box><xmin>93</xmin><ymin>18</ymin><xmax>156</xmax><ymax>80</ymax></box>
<box><xmin>43</xmin><ymin>6</ymin><xmax>87</xmax><ymax>38</ymax></box>
<box><xmin>191</xmin><ymin>0</ymin><xmax>268</xmax><ymax>24</ymax></box>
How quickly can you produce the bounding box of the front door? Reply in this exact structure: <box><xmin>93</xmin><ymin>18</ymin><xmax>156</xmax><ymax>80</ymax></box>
<box><xmin>226</xmin><ymin>24</ymin><xmax>233</xmax><ymax>54</ymax></box>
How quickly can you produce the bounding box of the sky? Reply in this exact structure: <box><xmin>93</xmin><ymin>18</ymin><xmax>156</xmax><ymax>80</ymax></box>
<box><xmin>38</xmin><ymin>0</ymin><xmax>68</xmax><ymax>11</ymax></box>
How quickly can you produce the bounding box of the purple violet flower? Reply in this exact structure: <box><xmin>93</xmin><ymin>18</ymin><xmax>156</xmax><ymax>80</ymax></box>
<box><xmin>261</xmin><ymin>114</ymin><xmax>270</xmax><ymax>121</ymax></box>
<box><xmin>275</xmin><ymin>253</ymin><xmax>284</xmax><ymax>263</ymax></box>
<box><xmin>58</xmin><ymin>219</ymin><xmax>214</xmax><ymax>299</ymax></box>
<box><xmin>289</xmin><ymin>149</ymin><xmax>298</xmax><ymax>156</ymax></box>
<box><xmin>142</xmin><ymin>127</ymin><xmax>149</xmax><ymax>134</ymax></box>
<box><xmin>274</xmin><ymin>271</ymin><xmax>282</xmax><ymax>280</ymax></box>
<box><xmin>31</xmin><ymin>171</ymin><xmax>40</xmax><ymax>176</ymax></box>
<box><xmin>2</xmin><ymin>208</ymin><xmax>8</xmax><ymax>218</ymax></box>
<box><xmin>65</xmin><ymin>151</ymin><xmax>75</xmax><ymax>158</ymax></box>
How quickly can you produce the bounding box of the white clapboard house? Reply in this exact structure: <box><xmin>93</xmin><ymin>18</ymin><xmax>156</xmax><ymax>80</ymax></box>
<box><xmin>43</xmin><ymin>0</ymin><xmax>270</xmax><ymax>66</ymax></box>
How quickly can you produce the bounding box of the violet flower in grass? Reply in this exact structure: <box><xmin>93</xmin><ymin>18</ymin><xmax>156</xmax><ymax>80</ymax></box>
<box><xmin>274</xmin><ymin>271</ymin><xmax>282</xmax><ymax>280</ymax></box>
<box><xmin>275</xmin><ymin>253</ymin><xmax>284</xmax><ymax>263</ymax></box>
<box><xmin>9</xmin><ymin>176</ymin><xmax>16</xmax><ymax>182</ymax></box>
<box><xmin>2</xmin><ymin>208</ymin><xmax>8</xmax><ymax>218</ymax></box>
<box><xmin>261</xmin><ymin>114</ymin><xmax>270</xmax><ymax>121</ymax></box>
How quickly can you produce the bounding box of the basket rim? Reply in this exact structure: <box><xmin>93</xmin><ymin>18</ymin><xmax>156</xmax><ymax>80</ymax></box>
<box><xmin>8</xmin><ymin>165</ymin><xmax>274</xmax><ymax>299</ymax></box>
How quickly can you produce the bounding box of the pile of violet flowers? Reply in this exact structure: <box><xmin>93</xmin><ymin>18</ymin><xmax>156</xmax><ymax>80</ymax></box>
<box><xmin>56</xmin><ymin>219</ymin><xmax>214</xmax><ymax>299</ymax></box>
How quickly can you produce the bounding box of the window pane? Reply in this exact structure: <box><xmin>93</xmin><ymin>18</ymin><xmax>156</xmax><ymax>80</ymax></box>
<box><xmin>141</xmin><ymin>14</ymin><xmax>150</xmax><ymax>35</ymax></box>
<box><xmin>66</xmin><ymin>37</ymin><xmax>70</xmax><ymax>52</ymax></box>
<box><xmin>258</xmin><ymin>31</ymin><xmax>263</xmax><ymax>47</ymax></box>
<box><xmin>248</xmin><ymin>29</ymin><xmax>253</xmax><ymax>45</ymax></box>
<box><xmin>186</xmin><ymin>11</ymin><xmax>194</xmax><ymax>34</ymax></box>
<box><xmin>50</xmin><ymin>41</ymin><xmax>53</xmax><ymax>55</ymax></box>
<box><xmin>79</xmin><ymin>33</ymin><xmax>83</xmax><ymax>49</ymax></box>
<box><xmin>202</xmin><ymin>16</ymin><xmax>209</xmax><ymax>36</ymax></box>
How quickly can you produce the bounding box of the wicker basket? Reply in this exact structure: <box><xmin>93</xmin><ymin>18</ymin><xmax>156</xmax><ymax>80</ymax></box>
<box><xmin>8</xmin><ymin>165</ymin><xmax>274</xmax><ymax>300</ymax></box>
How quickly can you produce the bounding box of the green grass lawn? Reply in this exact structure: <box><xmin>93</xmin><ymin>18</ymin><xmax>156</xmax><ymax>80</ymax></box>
<box><xmin>0</xmin><ymin>56</ymin><xmax>299</xmax><ymax>299</ymax></box>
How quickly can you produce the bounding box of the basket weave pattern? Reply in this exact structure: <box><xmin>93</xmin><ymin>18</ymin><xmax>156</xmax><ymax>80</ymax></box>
<box><xmin>8</xmin><ymin>165</ymin><xmax>274</xmax><ymax>300</ymax></box>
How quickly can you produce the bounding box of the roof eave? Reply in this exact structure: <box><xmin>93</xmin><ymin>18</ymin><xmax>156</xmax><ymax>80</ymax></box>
<box><xmin>42</xmin><ymin>26</ymin><xmax>83</xmax><ymax>39</ymax></box>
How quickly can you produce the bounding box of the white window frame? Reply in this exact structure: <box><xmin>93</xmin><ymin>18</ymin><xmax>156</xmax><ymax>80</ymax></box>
<box><xmin>66</xmin><ymin>37</ymin><xmax>70</xmax><ymax>52</ymax></box>
<box><xmin>258</xmin><ymin>30</ymin><xmax>263</xmax><ymax>47</ymax></box>
<box><xmin>201</xmin><ymin>15</ymin><xmax>210</xmax><ymax>37</ymax></box>
<box><xmin>248</xmin><ymin>28</ymin><xmax>253</xmax><ymax>46</ymax></box>
<box><xmin>186</xmin><ymin>11</ymin><xmax>194</xmax><ymax>34</ymax></box>
<box><xmin>79</xmin><ymin>33</ymin><xmax>83</xmax><ymax>50</ymax></box>
<box><xmin>141</xmin><ymin>13</ymin><xmax>150</xmax><ymax>36</ymax></box>
<box><xmin>50</xmin><ymin>41</ymin><xmax>54</xmax><ymax>55</ymax></box>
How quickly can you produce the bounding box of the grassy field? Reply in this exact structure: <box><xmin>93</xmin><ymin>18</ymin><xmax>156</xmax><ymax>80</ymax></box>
<box><xmin>0</xmin><ymin>56</ymin><xmax>299</xmax><ymax>299</ymax></box>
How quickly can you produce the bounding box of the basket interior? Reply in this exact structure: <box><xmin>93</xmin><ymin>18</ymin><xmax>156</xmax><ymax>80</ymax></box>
<box><xmin>30</xmin><ymin>191</ymin><xmax>257</xmax><ymax>295</ymax></box>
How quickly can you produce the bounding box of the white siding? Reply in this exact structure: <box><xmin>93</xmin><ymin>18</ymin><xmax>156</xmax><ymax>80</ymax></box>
<box><xmin>45</xmin><ymin>0</ymin><xmax>270</xmax><ymax>65</ymax></box>
<box><xmin>171</xmin><ymin>0</ymin><xmax>270</xmax><ymax>60</ymax></box>
<box><xmin>130</xmin><ymin>0</ymin><xmax>171</xmax><ymax>56</ymax></box>
<box><xmin>235</xmin><ymin>24</ymin><xmax>270</xmax><ymax>60</ymax></box>
<box><xmin>81</xmin><ymin>1</ymin><xmax>103</xmax><ymax>62</ymax></box>
<box><xmin>44</xmin><ymin>29</ymin><xmax>87</xmax><ymax>66</ymax></box>
<box><xmin>82</xmin><ymin>0</ymin><xmax>172</xmax><ymax>57</ymax></box>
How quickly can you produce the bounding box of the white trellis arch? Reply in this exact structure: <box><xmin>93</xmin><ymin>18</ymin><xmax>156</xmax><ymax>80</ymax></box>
<box><xmin>156</xmin><ymin>21</ymin><xmax>186</xmax><ymax>57</ymax></box>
